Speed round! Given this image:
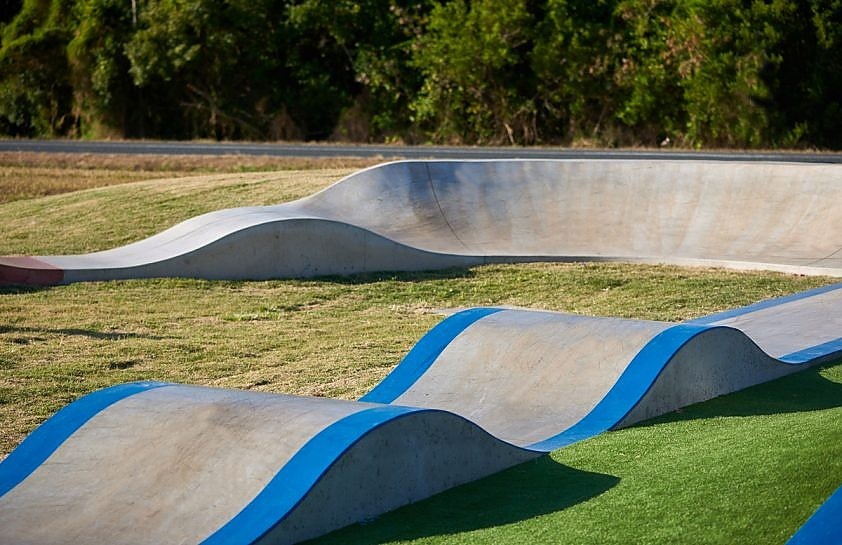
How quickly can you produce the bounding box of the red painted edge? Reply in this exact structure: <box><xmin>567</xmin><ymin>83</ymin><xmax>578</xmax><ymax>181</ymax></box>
<box><xmin>0</xmin><ymin>257</ymin><xmax>64</xmax><ymax>286</ymax></box>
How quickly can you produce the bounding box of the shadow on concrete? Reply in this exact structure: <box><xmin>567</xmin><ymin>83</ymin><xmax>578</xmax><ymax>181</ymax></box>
<box><xmin>0</xmin><ymin>325</ymin><xmax>165</xmax><ymax>342</ymax></box>
<box><xmin>635</xmin><ymin>361</ymin><xmax>842</xmax><ymax>427</ymax></box>
<box><xmin>309</xmin><ymin>456</ymin><xmax>618</xmax><ymax>544</ymax></box>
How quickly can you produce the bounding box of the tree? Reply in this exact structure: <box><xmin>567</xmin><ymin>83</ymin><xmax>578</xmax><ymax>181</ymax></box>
<box><xmin>665</xmin><ymin>0</ymin><xmax>783</xmax><ymax>147</ymax></box>
<box><xmin>0</xmin><ymin>0</ymin><xmax>839</xmax><ymax>148</ymax></box>
<box><xmin>0</xmin><ymin>0</ymin><xmax>75</xmax><ymax>136</ymax></box>
<box><xmin>410</xmin><ymin>0</ymin><xmax>537</xmax><ymax>144</ymax></box>
<box><xmin>283</xmin><ymin>0</ymin><xmax>429</xmax><ymax>141</ymax></box>
<box><xmin>761</xmin><ymin>0</ymin><xmax>842</xmax><ymax>148</ymax></box>
<box><xmin>125</xmin><ymin>0</ymin><xmax>285</xmax><ymax>140</ymax></box>
<box><xmin>532</xmin><ymin>0</ymin><xmax>621</xmax><ymax>144</ymax></box>
<box><xmin>67</xmin><ymin>0</ymin><xmax>138</xmax><ymax>137</ymax></box>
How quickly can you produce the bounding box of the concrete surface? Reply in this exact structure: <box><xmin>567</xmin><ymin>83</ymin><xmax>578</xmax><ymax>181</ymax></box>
<box><xmin>388</xmin><ymin>311</ymin><xmax>671</xmax><ymax>445</ymax></box>
<box><xmin>2</xmin><ymin>159</ymin><xmax>842</xmax><ymax>285</ymax></box>
<box><xmin>0</xmin><ymin>386</ymin><xmax>536</xmax><ymax>545</ymax></box>
<box><xmin>1</xmin><ymin>283</ymin><xmax>839</xmax><ymax>544</ymax></box>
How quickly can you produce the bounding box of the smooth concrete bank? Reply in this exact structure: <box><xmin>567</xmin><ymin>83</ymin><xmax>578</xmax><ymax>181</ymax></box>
<box><xmin>2</xmin><ymin>159</ymin><xmax>842</xmax><ymax>285</ymax></box>
<box><xmin>1</xmin><ymin>284</ymin><xmax>840</xmax><ymax>544</ymax></box>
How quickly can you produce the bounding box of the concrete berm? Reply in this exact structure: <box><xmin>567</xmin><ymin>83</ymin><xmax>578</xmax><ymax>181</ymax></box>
<box><xmin>1</xmin><ymin>160</ymin><xmax>841</xmax><ymax>284</ymax></box>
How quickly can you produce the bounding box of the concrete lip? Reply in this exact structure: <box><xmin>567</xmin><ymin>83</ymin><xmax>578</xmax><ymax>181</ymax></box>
<box><xmin>0</xmin><ymin>257</ymin><xmax>63</xmax><ymax>286</ymax></box>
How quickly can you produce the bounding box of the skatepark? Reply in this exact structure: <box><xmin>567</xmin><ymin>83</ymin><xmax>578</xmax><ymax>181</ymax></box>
<box><xmin>1</xmin><ymin>160</ymin><xmax>841</xmax><ymax>285</ymax></box>
<box><xmin>0</xmin><ymin>159</ymin><xmax>840</xmax><ymax>544</ymax></box>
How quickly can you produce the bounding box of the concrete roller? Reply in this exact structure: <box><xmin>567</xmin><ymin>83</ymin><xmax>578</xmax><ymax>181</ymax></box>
<box><xmin>1</xmin><ymin>283</ymin><xmax>840</xmax><ymax>543</ymax></box>
<box><xmin>2</xmin><ymin>159</ymin><xmax>842</xmax><ymax>285</ymax></box>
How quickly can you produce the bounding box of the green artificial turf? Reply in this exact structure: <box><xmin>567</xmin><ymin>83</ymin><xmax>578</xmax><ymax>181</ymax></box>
<box><xmin>1</xmin><ymin>166</ymin><xmax>840</xmax><ymax>544</ymax></box>
<box><xmin>313</xmin><ymin>363</ymin><xmax>842</xmax><ymax>545</ymax></box>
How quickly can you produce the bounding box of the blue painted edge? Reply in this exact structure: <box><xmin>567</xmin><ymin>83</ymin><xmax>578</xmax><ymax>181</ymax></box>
<box><xmin>787</xmin><ymin>485</ymin><xmax>842</xmax><ymax>545</ymax></box>
<box><xmin>529</xmin><ymin>323</ymin><xmax>842</xmax><ymax>452</ymax></box>
<box><xmin>360</xmin><ymin>307</ymin><xmax>503</xmax><ymax>403</ymax></box>
<box><xmin>200</xmin><ymin>405</ymin><xmax>424</xmax><ymax>545</ymax></box>
<box><xmin>527</xmin><ymin>324</ymin><xmax>715</xmax><ymax>451</ymax></box>
<box><xmin>780</xmin><ymin>337</ymin><xmax>842</xmax><ymax>364</ymax></box>
<box><xmin>0</xmin><ymin>381</ymin><xmax>170</xmax><ymax>497</ymax></box>
<box><xmin>687</xmin><ymin>282</ymin><xmax>842</xmax><ymax>325</ymax></box>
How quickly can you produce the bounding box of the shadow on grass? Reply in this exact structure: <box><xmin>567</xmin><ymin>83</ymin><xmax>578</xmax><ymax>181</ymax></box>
<box><xmin>308</xmin><ymin>456</ymin><xmax>618</xmax><ymax>545</ymax></box>
<box><xmin>311</xmin><ymin>362</ymin><xmax>842</xmax><ymax>545</ymax></box>
<box><xmin>636</xmin><ymin>361</ymin><xmax>842</xmax><ymax>427</ymax></box>
<box><xmin>305</xmin><ymin>267</ymin><xmax>477</xmax><ymax>285</ymax></box>
<box><xmin>0</xmin><ymin>284</ymin><xmax>56</xmax><ymax>295</ymax></box>
<box><xmin>0</xmin><ymin>325</ymin><xmax>165</xmax><ymax>341</ymax></box>
<box><xmin>0</xmin><ymin>268</ymin><xmax>478</xmax><ymax>291</ymax></box>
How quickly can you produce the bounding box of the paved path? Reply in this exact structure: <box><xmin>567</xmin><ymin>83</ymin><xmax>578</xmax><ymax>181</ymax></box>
<box><xmin>2</xmin><ymin>138</ymin><xmax>842</xmax><ymax>163</ymax></box>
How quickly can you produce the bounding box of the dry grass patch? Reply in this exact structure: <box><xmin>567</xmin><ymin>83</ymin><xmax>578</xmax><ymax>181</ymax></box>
<box><xmin>0</xmin><ymin>169</ymin><xmax>355</xmax><ymax>254</ymax></box>
<box><xmin>0</xmin><ymin>152</ymin><xmax>380</xmax><ymax>203</ymax></box>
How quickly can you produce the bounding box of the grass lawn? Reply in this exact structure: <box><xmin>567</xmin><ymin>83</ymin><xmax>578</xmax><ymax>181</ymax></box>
<box><xmin>0</xmin><ymin>156</ymin><xmax>839</xmax><ymax>544</ymax></box>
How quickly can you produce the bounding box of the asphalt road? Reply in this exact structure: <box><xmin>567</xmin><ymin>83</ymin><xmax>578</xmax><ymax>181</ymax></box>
<box><xmin>1</xmin><ymin>139</ymin><xmax>841</xmax><ymax>163</ymax></box>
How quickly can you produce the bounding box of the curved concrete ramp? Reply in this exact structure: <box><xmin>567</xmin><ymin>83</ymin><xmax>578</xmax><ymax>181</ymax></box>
<box><xmin>1</xmin><ymin>283</ymin><xmax>840</xmax><ymax>544</ymax></box>
<box><xmin>363</xmin><ymin>283</ymin><xmax>842</xmax><ymax>449</ymax></box>
<box><xmin>2</xmin><ymin>160</ymin><xmax>842</xmax><ymax>285</ymax></box>
<box><xmin>0</xmin><ymin>385</ymin><xmax>537</xmax><ymax>545</ymax></box>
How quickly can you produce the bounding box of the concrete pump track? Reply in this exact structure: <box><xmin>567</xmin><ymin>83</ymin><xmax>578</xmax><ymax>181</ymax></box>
<box><xmin>0</xmin><ymin>160</ymin><xmax>840</xmax><ymax>544</ymax></box>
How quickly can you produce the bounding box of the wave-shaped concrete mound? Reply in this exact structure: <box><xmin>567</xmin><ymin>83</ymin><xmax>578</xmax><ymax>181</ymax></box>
<box><xmin>2</xmin><ymin>159</ymin><xmax>842</xmax><ymax>285</ymax></box>
<box><xmin>1</xmin><ymin>283</ymin><xmax>840</xmax><ymax>544</ymax></box>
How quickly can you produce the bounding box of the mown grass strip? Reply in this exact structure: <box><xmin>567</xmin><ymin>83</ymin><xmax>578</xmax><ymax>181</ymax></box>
<box><xmin>0</xmin><ymin>169</ymin><xmax>354</xmax><ymax>254</ymax></box>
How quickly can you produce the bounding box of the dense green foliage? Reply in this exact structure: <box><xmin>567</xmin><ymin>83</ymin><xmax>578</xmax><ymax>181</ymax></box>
<box><xmin>0</xmin><ymin>0</ymin><xmax>840</xmax><ymax>147</ymax></box>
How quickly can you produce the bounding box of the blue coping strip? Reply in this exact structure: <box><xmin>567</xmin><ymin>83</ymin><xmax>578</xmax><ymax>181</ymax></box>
<box><xmin>529</xmin><ymin>323</ymin><xmax>841</xmax><ymax>452</ymax></box>
<box><xmin>200</xmin><ymin>405</ymin><xmax>424</xmax><ymax>545</ymax></box>
<box><xmin>360</xmin><ymin>307</ymin><xmax>503</xmax><ymax>403</ymax></box>
<box><xmin>780</xmin><ymin>337</ymin><xmax>842</xmax><ymax>364</ymax></box>
<box><xmin>527</xmin><ymin>324</ymin><xmax>716</xmax><ymax>452</ymax></box>
<box><xmin>686</xmin><ymin>282</ymin><xmax>842</xmax><ymax>325</ymax></box>
<box><xmin>787</xmin><ymin>485</ymin><xmax>842</xmax><ymax>545</ymax></box>
<box><xmin>0</xmin><ymin>381</ymin><xmax>170</xmax><ymax>498</ymax></box>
